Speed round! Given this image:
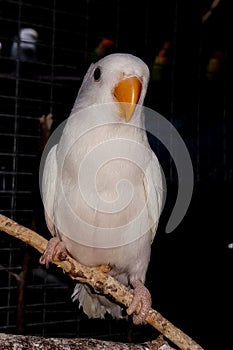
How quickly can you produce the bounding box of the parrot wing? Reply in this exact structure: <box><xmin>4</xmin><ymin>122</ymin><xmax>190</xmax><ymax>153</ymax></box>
<box><xmin>41</xmin><ymin>145</ymin><xmax>58</xmax><ymax>236</ymax></box>
<box><xmin>143</xmin><ymin>150</ymin><xmax>164</xmax><ymax>243</ymax></box>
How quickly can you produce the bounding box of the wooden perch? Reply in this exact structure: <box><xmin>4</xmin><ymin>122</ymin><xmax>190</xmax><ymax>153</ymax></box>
<box><xmin>0</xmin><ymin>214</ymin><xmax>204</xmax><ymax>350</ymax></box>
<box><xmin>0</xmin><ymin>333</ymin><xmax>174</xmax><ymax>350</ymax></box>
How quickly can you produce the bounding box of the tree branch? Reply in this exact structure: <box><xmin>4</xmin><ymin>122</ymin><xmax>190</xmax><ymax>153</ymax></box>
<box><xmin>0</xmin><ymin>333</ymin><xmax>174</xmax><ymax>350</ymax></box>
<box><xmin>0</xmin><ymin>214</ymin><xmax>204</xmax><ymax>350</ymax></box>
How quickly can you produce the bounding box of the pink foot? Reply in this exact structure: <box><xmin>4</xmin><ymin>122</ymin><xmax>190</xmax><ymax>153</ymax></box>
<box><xmin>39</xmin><ymin>237</ymin><xmax>67</xmax><ymax>268</ymax></box>
<box><xmin>126</xmin><ymin>280</ymin><xmax>152</xmax><ymax>325</ymax></box>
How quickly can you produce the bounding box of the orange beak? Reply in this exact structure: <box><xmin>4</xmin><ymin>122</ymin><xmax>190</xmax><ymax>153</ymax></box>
<box><xmin>114</xmin><ymin>76</ymin><xmax>142</xmax><ymax>122</ymax></box>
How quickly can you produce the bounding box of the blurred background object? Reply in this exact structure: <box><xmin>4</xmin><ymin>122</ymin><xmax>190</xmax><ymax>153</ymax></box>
<box><xmin>205</xmin><ymin>48</ymin><xmax>223</xmax><ymax>80</ymax></box>
<box><xmin>151</xmin><ymin>40</ymin><xmax>172</xmax><ymax>81</ymax></box>
<box><xmin>10</xmin><ymin>27</ymin><xmax>38</xmax><ymax>77</ymax></box>
<box><xmin>91</xmin><ymin>37</ymin><xmax>116</xmax><ymax>62</ymax></box>
<box><xmin>11</xmin><ymin>28</ymin><xmax>38</xmax><ymax>62</ymax></box>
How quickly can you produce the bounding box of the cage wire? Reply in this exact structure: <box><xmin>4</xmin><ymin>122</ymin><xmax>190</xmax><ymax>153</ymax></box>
<box><xmin>0</xmin><ymin>0</ymin><xmax>232</xmax><ymax>346</ymax></box>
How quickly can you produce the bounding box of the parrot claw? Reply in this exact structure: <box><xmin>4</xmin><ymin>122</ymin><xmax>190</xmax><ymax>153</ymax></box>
<box><xmin>126</xmin><ymin>280</ymin><xmax>152</xmax><ymax>325</ymax></box>
<box><xmin>39</xmin><ymin>237</ymin><xmax>67</xmax><ymax>268</ymax></box>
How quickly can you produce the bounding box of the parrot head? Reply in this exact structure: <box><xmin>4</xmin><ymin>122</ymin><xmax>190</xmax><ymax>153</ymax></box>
<box><xmin>19</xmin><ymin>28</ymin><xmax>38</xmax><ymax>43</ymax></box>
<box><xmin>74</xmin><ymin>53</ymin><xmax>150</xmax><ymax>123</ymax></box>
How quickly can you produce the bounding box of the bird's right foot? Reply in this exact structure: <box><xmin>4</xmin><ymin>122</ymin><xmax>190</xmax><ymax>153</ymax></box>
<box><xmin>39</xmin><ymin>237</ymin><xmax>67</xmax><ymax>268</ymax></box>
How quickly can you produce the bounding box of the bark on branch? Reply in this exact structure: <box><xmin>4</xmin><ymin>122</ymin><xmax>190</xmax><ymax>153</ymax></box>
<box><xmin>0</xmin><ymin>214</ymin><xmax>204</xmax><ymax>350</ymax></box>
<box><xmin>0</xmin><ymin>333</ymin><xmax>174</xmax><ymax>350</ymax></box>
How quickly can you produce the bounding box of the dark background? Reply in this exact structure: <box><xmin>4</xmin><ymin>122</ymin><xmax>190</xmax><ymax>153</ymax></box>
<box><xmin>0</xmin><ymin>1</ymin><xmax>232</xmax><ymax>349</ymax></box>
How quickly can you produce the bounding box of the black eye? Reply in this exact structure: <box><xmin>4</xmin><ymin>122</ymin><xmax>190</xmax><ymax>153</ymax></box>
<box><xmin>94</xmin><ymin>67</ymin><xmax>101</xmax><ymax>81</ymax></box>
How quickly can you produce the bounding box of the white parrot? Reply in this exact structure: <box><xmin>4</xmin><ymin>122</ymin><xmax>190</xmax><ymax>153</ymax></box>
<box><xmin>10</xmin><ymin>27</ymin><xmax>38</xmax><ymax>77</ymax></box>
<box><xmin>40</xmin><ymin>53</ymin><xmax>164</xmax><ymax>325</ymax></box>
<box><xmin>11</xmin><ymin>28</ymin><xmax>38</xmax><ymax>62</ymax></box>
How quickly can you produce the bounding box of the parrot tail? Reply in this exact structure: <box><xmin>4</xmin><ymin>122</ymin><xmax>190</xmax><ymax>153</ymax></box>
<box><xmin>71</xmin><ymin>283</ymin><xmax>123</xmax><ymax>319</ymax></box>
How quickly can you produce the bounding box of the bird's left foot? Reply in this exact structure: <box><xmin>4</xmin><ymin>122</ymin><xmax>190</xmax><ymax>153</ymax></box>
<box><xmin>39</xmin><ymin>237</ymin><xmax>67</xmax><ymax>268</ymax></box>
<box><xmin>127</xmin><ymin>280</ymin><xmax>151</xmax><ymax>325</ymax></box>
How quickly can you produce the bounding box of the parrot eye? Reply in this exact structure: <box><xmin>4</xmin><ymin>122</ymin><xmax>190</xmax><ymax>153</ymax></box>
<box><xmin>94</xmin><ymin>67</ymin><xmax>101</xmax><ymax>81</ymax></box>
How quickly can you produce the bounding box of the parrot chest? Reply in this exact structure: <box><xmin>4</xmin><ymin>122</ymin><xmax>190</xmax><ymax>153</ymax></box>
<box><xmin>53</xmin><ymin>121</ymin><xmax>153</xmax><ymax>281</ymax></box>
<box><xmin>56</xmin><ymin>124</ymin><xmax>150</xmax><ymax>229</ymax></box>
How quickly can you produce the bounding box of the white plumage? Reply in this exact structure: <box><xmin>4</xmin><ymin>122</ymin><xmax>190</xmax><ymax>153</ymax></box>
<box><xmin>40</xmin><ymin>53</ymin><xmax>164</xmax><ymax>324</ymax></box>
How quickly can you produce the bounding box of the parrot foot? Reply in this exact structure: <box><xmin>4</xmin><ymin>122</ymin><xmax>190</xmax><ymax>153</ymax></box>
<box><xmin>39</xmin><ymin>237</ymin><xmax>67</xmax><ymax>268</ymax></box>
<box><xmin>126</xmin><ymin>280</ymin><xmax>152</xmax><ymax>325</ymax></box>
